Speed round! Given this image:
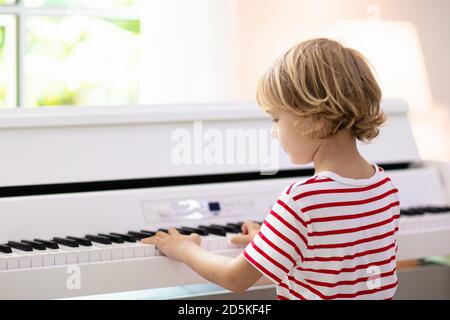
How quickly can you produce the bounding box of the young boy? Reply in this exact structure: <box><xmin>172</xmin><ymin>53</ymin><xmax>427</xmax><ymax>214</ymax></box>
<box><xmin>142</xmin><ymin>38</ymin><xmax>400</xmax><ymax>300</ymax></box>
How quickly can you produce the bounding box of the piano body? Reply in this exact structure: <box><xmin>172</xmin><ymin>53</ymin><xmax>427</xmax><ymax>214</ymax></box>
<box><xmin>0</xmin><ymin>99</ymin><xmax>449</xmax><ymax>299</ymax></box>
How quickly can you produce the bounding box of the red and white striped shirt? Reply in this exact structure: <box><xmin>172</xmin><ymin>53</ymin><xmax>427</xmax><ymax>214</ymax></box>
<box><xmin>243</xmin><ymin>163</ymin><xmax>400</xmax><ymax>300</ymax></box>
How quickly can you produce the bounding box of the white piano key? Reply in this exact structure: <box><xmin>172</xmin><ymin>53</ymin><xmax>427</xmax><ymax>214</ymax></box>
<box><xmin>10</xmin><ymin>249</ymin><xmax>32</xmax><ymax>269</ymax></box>
<box><xmin>58</xmin><ymin>245</ymin><xmax>78</xmax><ymax>264</ymax></box>
<box><xmin>131</xmin><ymin>242</ymin><xmax>154</xmax><ymax>257</ymax></box>
<box><xmin>53</xmin><ymin>249</ymin><xmax>68</xmax><ymax>265</ymax></box>
<box><xmin>42</xmin><ymin>251</ymin><xmax>55</xmax><ymax>267</ymax></box>
<box><xmin>87</xmin><ymin>247</ymin><xmax>101</xmax><ymax>262</ymax></box>
<box><xmin>90</xmin><ymin>243</ymin><xmax>112</xmax><ymax>261</ymax></box>
<box><xmin>29</xmin><ymin>251</ymin><xmax>44</xmax><ymax>268</ymax></box>
<box><xmin>141</xmin><ymin>243</ymin><xmax>156</xmax><ymax>257</ymax></box>
<box><xmin>6</xmin><ymin>253</ymin><xmax>20</xmax><ymax>270</ymax></box>
<box><xmin>121</xmin><ymin>243</ymin><xmax>134</xmax><ymax>259</ymax></box>
<box><xmin>76</xmin><ymin>248</ymin><xmax>90</xmax><ymax>264</ymax></box>
<box><xmin>203</xmin><ymin>235</ymin><xmax>220</xmax><ymax>251</ymax></box>
<box><xmin>0</xmin><ymin>253</ymin><xmax>8</xmax><ymax>270</ymax></box>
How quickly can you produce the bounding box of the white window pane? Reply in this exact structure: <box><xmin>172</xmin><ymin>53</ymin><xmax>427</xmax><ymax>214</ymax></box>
<box><xmin>0</xmin><ymin>15</ymin><xmax>17</xmax><ymax>108</ymax></box>
<box><xmin>25</xmin><ymin>16</ymin><xmax>141</xmax><ymax>107</ymax></box>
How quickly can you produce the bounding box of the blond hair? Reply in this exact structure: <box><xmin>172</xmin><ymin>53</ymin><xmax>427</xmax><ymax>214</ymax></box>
<box><xmin>257</xmin><ymin>38</ymin><xmax>386</xmax><ymax>142</ymax></box>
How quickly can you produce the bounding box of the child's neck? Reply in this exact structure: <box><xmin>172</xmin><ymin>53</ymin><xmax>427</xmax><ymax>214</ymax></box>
<box><xmin>312</xmin><ymin>130</ymin><xmax>375</xmax><ymax>180</ymax></box>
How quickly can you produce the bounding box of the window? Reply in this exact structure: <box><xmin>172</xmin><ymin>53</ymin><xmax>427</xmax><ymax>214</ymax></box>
<box><xmin>0</xmin><ymin>0</ymin><xmax>142</xmax><ymax>108</ymax></box>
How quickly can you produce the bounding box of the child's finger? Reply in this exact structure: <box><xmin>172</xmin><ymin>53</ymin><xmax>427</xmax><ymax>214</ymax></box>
<box><xmin>241</xmin><ymin>220</ymin><xmax>253</xmax><ymax>234</ymax></box>
<box><xmin>141</xmin><ymin>236</ymin><xmax>158</xmax><ymax>245</ymax></box>
<box><xmin>230</xmin><ymin>234</ymin><xmax>251</xmax><ymax>244</ymax></box>
<box><xmin>248</xmin><ymin>222</ymin><xmax>261</xmax><ymax>232</ymax></box>
<box><xmin>168</xmin><ymin>228</ymin><xmax>180</xmax><ymax>235</ymax></box>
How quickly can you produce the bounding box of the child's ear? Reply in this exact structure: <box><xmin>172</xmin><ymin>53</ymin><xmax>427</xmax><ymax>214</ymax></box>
<box><xmin>293</xmin><ymin>115</ymin><xmax>325</xmax><ymax>137</ymax></box>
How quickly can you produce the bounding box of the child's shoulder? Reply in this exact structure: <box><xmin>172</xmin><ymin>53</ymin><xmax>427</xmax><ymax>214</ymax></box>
<box><xmin>280</xmin><ymin>174</ymin><xmax>336</xmax><ymax>199</ymax></box>
<box><xmin>280</xmin><ymin>164</ymin><xmax>393</xmax><ymax>201</ymax></box>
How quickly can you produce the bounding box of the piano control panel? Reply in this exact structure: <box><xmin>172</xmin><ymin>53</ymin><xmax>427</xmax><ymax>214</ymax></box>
<box><xmin>141</xmin><ymin>193</ymin><xmax>274</xmax><ymax>223</ymax></box>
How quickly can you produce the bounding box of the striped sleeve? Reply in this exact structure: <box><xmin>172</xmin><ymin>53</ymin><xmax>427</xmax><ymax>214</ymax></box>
<box><xmin>243</xmin><ymin>185</ymin><xmax>308</xmax><ymax>285</ymax></box>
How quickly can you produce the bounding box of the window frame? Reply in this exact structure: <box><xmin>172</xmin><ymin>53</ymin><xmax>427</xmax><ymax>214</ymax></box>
<box><xmin>0</xmin><ymin>0</ymin><xmax>142</xmax><ymax>107</ymax></box>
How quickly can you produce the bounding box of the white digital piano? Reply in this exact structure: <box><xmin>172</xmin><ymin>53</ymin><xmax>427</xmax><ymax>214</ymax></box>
<box><xmin>0</xmin><ymin>100</ymin><xmax>449</xmax><ymax>299</ymax></box>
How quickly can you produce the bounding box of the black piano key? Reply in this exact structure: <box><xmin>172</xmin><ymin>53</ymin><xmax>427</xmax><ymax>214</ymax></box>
<box><xmin>158</xmin><ymin>229</ymin><xmax>169</xmax><ymax>233</ymax></box>
<box><xmin>226</xmin><ymin>223</ymin><xmax>243</xmax><ymax>230</ymax></box>
<box><xmin>128</xmin><ymin>231</ymin><xmax>152</xmax><ymax>239</ymax></box>
<box><xmin>0</xmin><ymin>244</ymin><xmax>12</xmax><ymax>254</ymax></box>
<box><xmin>86</xmin><ymin>234</ymin><xmax>112</xmax><ymax>245</ymax></box>
<box><xmin>98</xmin><ymin>233</ymin><xmax>124</xmax><ymax>243</ymax></box>
<box><xmin>22</xmin><ymin>240</ymin><xmax>46</xmax><ymax>251</ymax></box>
<box><xmin>110</xmin><ymin>233</ymin><xmax>136</xmax><ymax>243</ymax></box>
<box><xmin>140</xmin><ymin>230</ymin><xmax>156</xmax><ymax>237</ymax></box>
<box><xmin>210</xmin><ymin>224</ymin><xmax>239</xmax><ymax>233</ymax></box>
<box><xmin>198</xmin><ymin>225</ymin><xmax>226</xmax><ymax>236</ymax></box>
<box><xmin>34</xmin><ymin>239</ymin><xmax>59</xmax><ymax>249</ymax></box>
<box><xmin>8</xmin><ymin>241</ymin><xmax>33</xmax><ymax>252</ymax></box>
<box><xmin>176</xmin><ymin>228</ymin><xmax>192</xmax><ymax>235</ymax></box>
<box><xmin>180</xmin><ymin>227</ymin><xmax>209</xmax><ymax>236</ymax></box>
<box><xmin>67</xmin><ymin>236</ymin><xmax>92</xmax><ymax>247</ymax></box>
<box><xmin>53</xmin><ymin>237</ymin><xmax>79</xmax><ymax>248</ymax></box>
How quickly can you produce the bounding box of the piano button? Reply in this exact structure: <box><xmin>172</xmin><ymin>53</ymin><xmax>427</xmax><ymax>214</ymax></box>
<box><xmin>34</xmin><ymin>239</ymin><xmax>59</xmax><ymax>250</ymax></box>
<box><xmin>140</xmin><ymin>230</ymin><xmax>156</xmax><ymax>237</ymax></box>
<box><xmin>128</xmin><ymin>231</ymin><xmax>151</xmax><ymax>240</ymax></box>
<box><xmin>53</xmin><ymin>237</ymin><xmax>79</xmax><ymax>248</ymax></box>
<box><xmin>67</xmin><ymin>236</ymin><xmax>92</xmax><ymax>247</ymax></box>
<box><xmin>110</xmin><ymin>233</ymin><xmax>136</xmax><ymax>243</ymax></box>
<box><xmin>181</xmin><ymin>227</ymin><xmax>209</xmax><ymax>236</ymax></box>
<box><xmin>8</xmin><ymin>241</ymin><xmax>33</xmax><ymax>252</ymax></box>
<box><xmin>98</xmin><ymin>233</ymin><xmax>124</xmax><ymax>243</ymax></box>
<box><xmin>22</xmin><ymin>240</ymin><xmax>46</xmax><ymax>251</ymax></box>
<box><xmin>0</xmin><ymin>244</ymin><xmax>12</xmax><ymax>254</ymax></box>
<box><xmin>198</xmin><ymin>225</ymin><xmax>226</xmax><ymax>236</ymax></box>
<box><xmin>86</xmin><ymin>234</ymin><xmax>111</xmax><ymax>245</ymax></box>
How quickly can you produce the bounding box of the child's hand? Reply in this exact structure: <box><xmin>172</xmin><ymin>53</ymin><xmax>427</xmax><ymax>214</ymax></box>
<box><xmin>141</xmin><ymin>228</ymin><xmax>201</xmax><ymax>262</ymax></box>
<box><xmin>230</xmin><ymin>220</ymin><xmax>261</xmax><ymax>246</ymax></box>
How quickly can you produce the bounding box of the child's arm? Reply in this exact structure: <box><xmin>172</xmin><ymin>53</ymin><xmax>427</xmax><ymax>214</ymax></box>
<box><xmin>141</xmin><ymin>222</ymin><xmax>263</xmax><ymax>292</ymax></box>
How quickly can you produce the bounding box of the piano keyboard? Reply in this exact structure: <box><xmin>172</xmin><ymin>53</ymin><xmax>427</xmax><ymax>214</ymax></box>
<box><xmin>2</xmin><ymin>204</ymin><xmax>450</xmax><ymax>272</ymax></box>
<box><xmin>0</xmin><ymin>222</ymin><xmax>252</xmax><ymax>271</ymax></box>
